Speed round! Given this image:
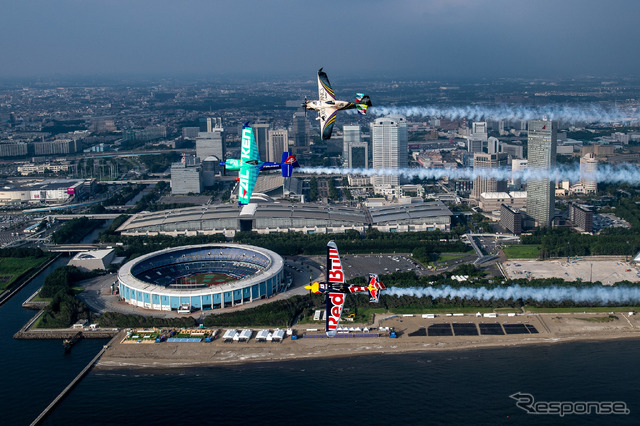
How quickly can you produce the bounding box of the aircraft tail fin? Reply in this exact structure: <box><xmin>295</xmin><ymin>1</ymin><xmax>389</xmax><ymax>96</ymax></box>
<box><xmin>355</xmin><ymin>94</ymin><xmax>372</xmax><ymax>115</ymax></box>
<box><xmin>367</xmin><ymin>273</ymin><xmax>385</xmax><ymax>303</ymax></box>
<box><xmin>280</xmin><ymin>152</ymin><xmax>299</xmax><ymax>177</ymax></box>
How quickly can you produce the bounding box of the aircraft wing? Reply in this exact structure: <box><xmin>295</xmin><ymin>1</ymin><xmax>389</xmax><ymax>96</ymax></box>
<box><xmin>240</xmin><ymin>123</ymin><xmax>260</xmax><ymax>164</ymax></box>
<box><xmin>320</xmin><ymin>110</ymin><xmax>337</xmax><ymax>140</ymax></box>
<box><xmin>326</xmin><ymin>291</ymin><xmax>345</xmax><ymax>337</ymax></box>
<box><xmin>326</xmin><ymin>240</ymin><xmax>344</xmax><ymax>284</ymax></box>
<box><xmin>238</xmin><ymin>163</ymin><xmax>259</xmax><ymax>205</ymax></box>
<box><xmin>317</xmin><ymin>68</ymin><xmax>335</xmax><ymax>102</ymax></box>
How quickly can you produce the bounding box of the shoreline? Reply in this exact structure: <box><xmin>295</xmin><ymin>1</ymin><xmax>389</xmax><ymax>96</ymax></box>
<box><xmin>96</xmin><ymin>312</ymin><xmax>640</xmax><ymax>370</ymax></box>
<box><xmin>96</xmin><ymin>334</ymin><xmax>640</xmax><ymax>371</ymax></box>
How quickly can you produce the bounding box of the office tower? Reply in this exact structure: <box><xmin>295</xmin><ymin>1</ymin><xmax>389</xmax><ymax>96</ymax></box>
<box><xmin>171</xmin><ymin>155</ymin><xmax>202</xmax><ymax>195</ymax></box>
<box><xmin>471</xmin><ymin>152</ymin><xmax>508</xmax><ymax>199</ymax></box>
<box><xmin>580</xmin><ymin>153</ymin><xmax>598</xmax><ymax>194</ymax></box>
<box><xmin>569</xmin><ymin>203</ymin><xmax>594</xmax><ymax>233</ymax></box>
<box><xmin>472</xmin><ymin>121</ymin><xmax>488</xmax><ymax>141</ymax></box>
<box><xmin>500</xmin><ymin>204</ymin><xmax>522</xmax><ymax>235</ymax></box>
<box><xmin>487</xmin><ymin>136</ymin><xmax>500</xmax><ymax>154</ymax></box>
<box><xmin>511</xmin><ymin>158</ymin><xmax>528</xmax><ymax>189</ymax></box>
<box><xmin>371</xmin><ymin>115</ymin><xmax>408</xmax><ymax>187</ymax></box>
<box><xmin>342</xmin><ymin>125</ymin><xmax>361</xmax><ymax>166</ymax></box>
<box><xmin>205</xmin><ymin>117</ymin><xmax>221</xmax><ymax>131</ymax></box>
<box><xmin>467</xmin><ymin>138</ymin><xmax>484</xmax><ymax>153</ymax></box>
<box><xmin>292</xmin><ymin>111</ymin><xmax>309</xmax><ymax>149</ymax></box>
<box><xmin>348</xmin><ymin>142</ymin><xmax>368</xmax><ymax>169</ymax></box>
<box><xmin>267</xmin><ymin>129</ymin><xmax>289</xmax><ymax>162</ymax></box>
<box><xmin>252</xmin><ymin>122</ymin><xmax>270</xmax><ymax>162</ymax></box>
<box><xmin>196</xmin><ymin>118</ymin><xmax>225</xmax><ymax>161</ymax></box>
<box><xmin>500</xmin><ymin>142</ymin><xmax>524</xmax><ymax>159</ymax></box>
<box><xmin>526</xmin><ymin>120</ymin><xmax>557</xmax><ymax>227</ymax></box>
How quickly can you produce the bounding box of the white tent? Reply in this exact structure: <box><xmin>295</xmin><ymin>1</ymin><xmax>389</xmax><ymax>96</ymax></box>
<box><xmin>223</xmin><ymin>329</ymin><xmax>237</xmax><ymax>341</ymax></box>
<box><xmin>239</xmin><ymin>329</ymin><xmax>252</xmax><ymax>342</ymax></box>
<box><xmin>256</xmin><ymin>330</ymin><xmax>269</xmax><ymax>341</ymax></box>
<box><xmin>272</xmin><ymin>329</ymin><xmax>285</xmax><ymax>342</ymax></box>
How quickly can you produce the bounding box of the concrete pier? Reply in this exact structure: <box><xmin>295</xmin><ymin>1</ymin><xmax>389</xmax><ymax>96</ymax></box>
<box><xmin>30</xmin><ymin>331</ymin><xmax>123</xmax><ymax>426</ymax></box>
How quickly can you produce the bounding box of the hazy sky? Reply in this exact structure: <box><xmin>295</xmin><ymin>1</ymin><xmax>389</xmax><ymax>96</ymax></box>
<box><xmin>1</xmin><ymin>0</ymin><xmax>638</xmax><ymax>80</ymax></box>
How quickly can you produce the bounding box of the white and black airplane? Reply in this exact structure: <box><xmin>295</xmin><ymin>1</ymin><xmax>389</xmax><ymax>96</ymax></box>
<box><xmin>303</xmin><ymin>68</ymin><xmax>372</xmax><ymax>140</ymax></box>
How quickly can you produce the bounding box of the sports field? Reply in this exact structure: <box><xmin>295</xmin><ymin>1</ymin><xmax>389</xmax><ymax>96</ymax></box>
<box><xmin>178</xmin><ymin>272</ymin><xmax>238</xmax><ymax>287</ymax></box>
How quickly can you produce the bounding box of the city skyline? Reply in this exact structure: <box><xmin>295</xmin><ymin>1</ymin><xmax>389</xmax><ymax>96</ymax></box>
<box><xmin>1</xmin><ymin>1</ymin><xmax>639</xmax><ymax>80</ymax></box>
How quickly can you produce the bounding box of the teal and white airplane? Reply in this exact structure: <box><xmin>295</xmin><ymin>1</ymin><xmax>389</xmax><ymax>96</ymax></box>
<box><xmin>221</xmin><ymin>122</ymin><xmax>300</xmax><ymax>205</ymax></box>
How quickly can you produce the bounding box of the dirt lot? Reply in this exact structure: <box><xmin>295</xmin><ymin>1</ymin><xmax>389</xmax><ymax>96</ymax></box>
<box><xmin>502</xmin><ymin>258</ymin><xmax>640</xmax><ymax>284</ymax></box>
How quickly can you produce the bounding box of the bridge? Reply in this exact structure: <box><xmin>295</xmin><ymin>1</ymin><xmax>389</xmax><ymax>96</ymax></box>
<box><xmin>463</xmin><ymin>233</ymin><xmax>520</xmax><ymax>265</ymax></box>
<box><xmin>43</xmin><ymin>244</ymin><xmax>107</xmax><ymax>253</ymax></box>
<box><xmin>46</xmin><ymin>214</ymin><xmax>124</xmax><ymax>220</ymax></box>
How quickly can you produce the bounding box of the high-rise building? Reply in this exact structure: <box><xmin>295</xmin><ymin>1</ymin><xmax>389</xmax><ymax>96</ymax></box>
<box><xmin>342</xmin><ymin>125</ymin><xmax>361</xmax><ymax>166</ymax></box>
<box><xmin>348</xmin><ymin>142</ymin><xmax>368</xmax><ymax>169</ymax></box>
<box><xmin>487</xmin><ymin>136</ymin><xmax>500</xmax><ymax>154</ymax></box>
<box><xmin>267</xmin><ymin>129</ymin><xmax>289</xmax><ymax>162</ymax></box>
<box><xmin>472</xmin><ymin>121</ymin><xmax>488</xmax><ymax>141</ymax></box>
<box><xmin>471</xmin><ymin>152</ymin><xmax>508</xmax><ymax>200</ymax></box>
<box><xmin>171</xmin><ymin>156</ymin><xmax>202</xmax><ymax>195</ymax></box>
<box><xmin>371</xmin><ymin>115</ymin><xmax>408</xmax><ymax>187</ymax></box>
<box><xmin>252</xmin><ymin>122</ymin><xmax>270</xmax><ymax>162</ymax></box>
<box><xmin>580</xmin><ymin>153</ymin><xmax>598</xmax><ymax>194</ymax></box>
<box><xmin>569</xmin><ymin>203</ymin><xmax>594</xmax><ymax>233</ymax></box>
<box><xmin>292</xmin><ymin>111</ymin><xmax>309</xmax><ymax>150</ymax></box>
<box><xmin>196</xmin><ymin>118</ymin><xmax>225</xmax><ymax>161</ymax></box>
<box><xmin>526</xmin><ymin>120</ymin><xmax>557</xmax><ymax>227</ymax></box>
<box><xmin>500</xmin><ymin>204</ymin><xmax>522</xmax><ymax>235</ymax></box>
<box><xmin>466</xmin><ymin>138</ymin><xmax>484</xmax><ymax>153</ymax></box>
<box><xmin>510</xmin><ymin>158</ymin><xmax>528</xmax><ymax>189</ymax></box>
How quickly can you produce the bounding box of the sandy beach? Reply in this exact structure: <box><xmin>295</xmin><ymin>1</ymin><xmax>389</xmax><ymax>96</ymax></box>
<box><xmin>97</xmin><ymin>311</ymin><xmax>640</xmax><ymax>370</ymax></box>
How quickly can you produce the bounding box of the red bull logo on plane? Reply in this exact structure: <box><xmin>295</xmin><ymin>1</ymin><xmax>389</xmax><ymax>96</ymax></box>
<box><xmin>327</xmin><ymin>248</ymin><xmax>344</xmax><ymax>283</ymax></box>
<box><xmin>327</xmin><ymin>292</ymin><xmax>345</xmax><ymax>330</ymax></box>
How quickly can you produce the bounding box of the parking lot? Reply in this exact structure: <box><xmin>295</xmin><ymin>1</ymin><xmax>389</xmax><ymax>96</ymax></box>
<box><xmin>297</xmin><ymin>253</ymin><xmax>426</xmax><ymax>281</ymax></box>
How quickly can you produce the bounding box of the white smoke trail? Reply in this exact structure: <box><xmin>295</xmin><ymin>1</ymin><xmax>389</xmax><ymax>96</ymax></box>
<box><xmin>386</xmin><ymin>285</ymin><xmax>640</xmax><ymax>304</ymax></box>
<box><xmin>366</xmin><ymin>104</ymin><xmax>639</xmax><ymax>124</ymax></box>
<box><xmin>299</xmin><ymin>163</ymin><xmax>640</xmax><ymax>184</ymax></box>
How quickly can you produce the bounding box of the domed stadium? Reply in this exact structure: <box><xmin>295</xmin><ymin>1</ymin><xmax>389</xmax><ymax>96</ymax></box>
<box><xmin>117</xmin><ymin>244</ymin><xmax>284</xmax><ymax>312</ymax></box>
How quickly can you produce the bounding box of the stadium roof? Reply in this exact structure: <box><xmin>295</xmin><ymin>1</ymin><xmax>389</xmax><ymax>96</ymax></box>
<box><xmin>368</xmin><ymin>201</ymin><xmax>452</xmax><ymax>224</ymax></box>
<box><xmin>116</xmin><ymin>201</ymin><xmax>453</xmax><ymax>235</ymax></box>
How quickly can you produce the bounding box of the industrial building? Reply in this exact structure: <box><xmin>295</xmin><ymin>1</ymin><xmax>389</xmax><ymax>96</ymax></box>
<box><xmin>69</xmin><ymin>249</ymin><xmax>116</xmax><ymax>271</ymax></box>
<box><xmin>0</xmin><ymin>179</ymin><xmax>94</xmax><ymax>205</ymax></box>
<box><xmin>478</xmin><ymin>191</ymin><xmax>527</xmax><ymax>212</ymax></box>
<box><xmin>116</xmin><ymin>200</ymin><xmax>453</xmax><ymax>238</ymax></box>
<box><xmin>117</xmin><ymin>244</ymin><xmax>284</xmax><ymax>312</ymax></box>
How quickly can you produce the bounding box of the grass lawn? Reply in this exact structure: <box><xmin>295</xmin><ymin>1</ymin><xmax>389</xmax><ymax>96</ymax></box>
<box><xmin>0</xmin><ymin>257</ymin><xmax>50</xmax><ymax>292</ymax></box>
<box><xmin>494</xmin><ymin>307</ymin><xmax>523</xmax><ymax>313</ymax></box>
<box><xmin>354</xmin><ymin>306</ymin><xmax>499</xmax><ymax>323</ymax></box>
<box><xmin>32</xmin><ymin>315</ymin><xmax>44</xmax><ymax>329</ymax></box>
<box><xmin>436</xmin><ymin>252</ymin><xmax>474</xmax><ymax>262</ymax></box>
<box><xmin>576</xmin><ymin>315</ymin><xmax>619</xmax><ymax>323</ymax></box>
<box><xmin>31</xmin><ymin>286</ymin><xmax>84</xmax><ymax>302</ymax></box>
<box><xmin>524</xmin><ymin>305</ymin><xmax>640</xmax><ymax>313</ymax></box>
<box><xmin>502</xmin><ymin>245</ymin><xmax>541</xmax><ymax>259</ymax></box>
